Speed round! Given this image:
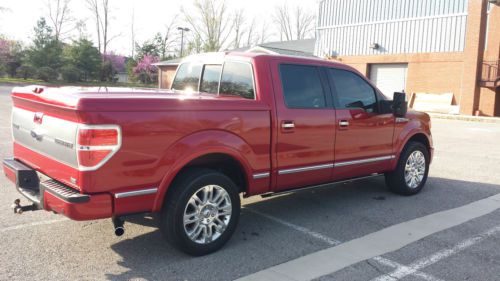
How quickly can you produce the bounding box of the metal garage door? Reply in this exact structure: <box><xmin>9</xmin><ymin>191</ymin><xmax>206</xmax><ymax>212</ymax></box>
<box><xmin>369</xmin><ymin>64</ymin><xmax>408</xmax><ymax>98</ymax></box>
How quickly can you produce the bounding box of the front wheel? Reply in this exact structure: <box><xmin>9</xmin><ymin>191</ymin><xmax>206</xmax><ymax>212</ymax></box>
<box><xmin>159</xmin><ymin>168</ymin><xmax>241</xmax><ymax>256</ymax></box>
<box><xmin>385</xmin><ymin>141</ymin><xmax>430</xmax><ymax>196</ymax></box>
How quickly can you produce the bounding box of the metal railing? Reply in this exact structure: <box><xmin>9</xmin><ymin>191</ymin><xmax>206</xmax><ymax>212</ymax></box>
<box><xmin>481</xmin><ymin>59</ymin><xmax>499</xmax><ymax>83</ymax></box>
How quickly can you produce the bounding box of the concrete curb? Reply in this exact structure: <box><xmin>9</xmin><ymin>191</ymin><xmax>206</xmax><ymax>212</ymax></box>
<box><xmin>428</xmin><ymin>113</ymin><xmax>500</xmax><ymax>123</ymax></box>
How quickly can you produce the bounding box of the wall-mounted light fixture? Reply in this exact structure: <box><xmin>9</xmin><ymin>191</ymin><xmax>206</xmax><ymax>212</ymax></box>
<box><xmin>370</xmin><ymin>43</ymin><xmax>380</xmax><ymax>50</ymax></box>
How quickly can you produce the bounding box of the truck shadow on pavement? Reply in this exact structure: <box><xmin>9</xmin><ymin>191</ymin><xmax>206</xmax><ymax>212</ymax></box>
<box><xmin>105</xmin><ymin>176</ymin><xmax>500</xmax><ymax>281</ymax></box>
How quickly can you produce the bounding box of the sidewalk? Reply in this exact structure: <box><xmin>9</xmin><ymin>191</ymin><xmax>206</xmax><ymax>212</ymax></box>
<box><xmin>428</xmin><ymin>113</ymin><xmax>500</xmax><ymax>123</ymax></box>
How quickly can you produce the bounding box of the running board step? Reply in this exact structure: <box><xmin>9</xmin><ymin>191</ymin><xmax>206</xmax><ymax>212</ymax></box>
<box><xmin>261</xmin><ymin>173</ymin><xmax>382</xmax><ymax>198</ymax></box>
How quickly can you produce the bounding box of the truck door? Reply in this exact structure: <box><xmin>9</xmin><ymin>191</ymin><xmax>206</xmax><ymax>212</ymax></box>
<box><xmin>327</xmin><ymin>68</ymin><xmax>395</xmax><ymax>180</ymax></box>
<box><xmin>271</xmin><ymin>61</ymin><xmax>336</xmax><ymax>191</ymax></box>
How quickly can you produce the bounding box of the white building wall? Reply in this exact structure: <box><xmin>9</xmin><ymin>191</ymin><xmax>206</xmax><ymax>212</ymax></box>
<box><xmin>315</xmin><ymin>0</ymin><xmax>469</xmax><ymax>57</ymax></box>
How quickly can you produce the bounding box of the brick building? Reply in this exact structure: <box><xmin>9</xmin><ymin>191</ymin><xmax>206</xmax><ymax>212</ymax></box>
<box><xmin>315</xmin><ymin>0</ymin><xmax>500</xmax><ymax>116</ymax></box>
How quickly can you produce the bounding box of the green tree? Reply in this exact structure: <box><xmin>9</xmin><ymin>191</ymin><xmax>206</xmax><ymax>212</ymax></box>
<box><xmin>135</xmin><ymin>37</ymin><xmax>161</xmax><ymax>61</ymax></box>
<box><xmin>64</xmin><ymin>38</ymin><xmax>101</xmax><ymax>81</ymax></box>
<box><xmin>26</xmin><ymin>18</ymin><xmax>63</xmax><ymax>71</ymax></box>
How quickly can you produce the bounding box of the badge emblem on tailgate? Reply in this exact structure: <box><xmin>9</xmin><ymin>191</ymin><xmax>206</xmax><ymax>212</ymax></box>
<box><xmin>33</xmin><ymin>112</ymin><xmax>44</xmax><ymax>124</ymax></box>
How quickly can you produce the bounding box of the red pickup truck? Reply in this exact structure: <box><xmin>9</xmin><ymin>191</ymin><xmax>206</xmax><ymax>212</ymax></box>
<box><xmin>3</xmin><ymin>52</ymin><xmax>432</xmax><ymax>255</ymax></box>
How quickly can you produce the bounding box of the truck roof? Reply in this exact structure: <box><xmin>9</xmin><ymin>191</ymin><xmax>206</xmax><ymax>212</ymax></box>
<box><xmin>180</xmin><ymin>51</ymin><xmax>350</xmax><ymax>70</ymax></box>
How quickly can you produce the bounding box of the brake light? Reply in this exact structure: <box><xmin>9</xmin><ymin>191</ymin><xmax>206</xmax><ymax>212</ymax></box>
<box><xmin>76</xmin><ymin>125</ymin><xmax>121</xmax><ymax>170</ymax></box>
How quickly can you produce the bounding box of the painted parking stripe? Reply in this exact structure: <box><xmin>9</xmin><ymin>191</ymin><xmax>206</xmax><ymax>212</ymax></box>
<box><xmin>239</xmin><ymin>193</ymin><xmax>500</xmax><ymax>281</ymax></box>
<box><xmin>246</xmin><ymin>209</ymin><xmax>443</xmax><ymax>281</ymax></box>
<box><xmin>246</xmin><ymin>208</ymin><xmax>340</xmax><ymax>245</ymax></box>
<box><xmin>0</xmin><ymin>218</ymin><xmax>68</xmax><ymax>232</ymax></box>
<box><xmin>371</xmin><ymin>257</ymin><xmax>444</xmax><ymax>281</ymax></box>
<box><xmin>371</xmin><ymin>224</ymin><xmax>500</xmax><ymax>281</ymax></box>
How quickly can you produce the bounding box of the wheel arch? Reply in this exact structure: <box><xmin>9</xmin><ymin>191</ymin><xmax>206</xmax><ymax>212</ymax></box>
<box><xmin>152</xmin><ymin>130</ymin><xmax>257</xmax><ymax>212</ymax></box>
<box><xmin>392</xmin><ymin>130</ymin><xmax>433</xmax><ymax>170</ymax></box>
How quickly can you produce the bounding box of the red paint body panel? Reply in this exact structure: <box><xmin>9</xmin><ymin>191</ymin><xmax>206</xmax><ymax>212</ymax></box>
<box><xmin>4</xmin><ymin>52</ymin><xmax>433</xmax><ymax>221</ymax></box>
<box><xmin>43</xmin><ymin>191</ymin><xmax>112</xmax><ymax>221</ymax></box>
<box><xmin>332</xmin><ymin>109</ymin><xmax>395</xmax><ymax>180</ymax></box>
<box><xmin>114</xmin><ymin>193</ymin><xmax>156</xmax><ymax>215</ymax></box>
<box><xmin>269</xmin><ymin>58</ymin><xmax>336</xmax><ymax>190</ymax></box>
<box><xmin>3</xmin><ymin>164</ymin><xmax>16</xmax><ymax>183</ymax></box>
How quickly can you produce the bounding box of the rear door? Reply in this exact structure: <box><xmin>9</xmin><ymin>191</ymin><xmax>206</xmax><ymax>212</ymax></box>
<box><xmin>271</xmin><ymin>60</ymin><xmax>336</xmax><ymax>191</ymax></box>
<box><xmin>327</xmin><ymin>68</ymin><xmax>395</xmax><ymax>181</ymax></box>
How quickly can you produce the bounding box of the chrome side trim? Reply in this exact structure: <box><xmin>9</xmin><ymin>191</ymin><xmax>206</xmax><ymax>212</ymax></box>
<box><xmin>253</xmin><ymin>172</ymin><xmax>270</xmax><ymax>179</ymax></box>
<box><xmin>396</xmin><ymin>117</ymin><xmax>410</xmax><ymax>123</ymax></box>
<box><xmin>279</xmin><ymin>163</ymin><xmax>334</xmax><ymax>175</ymax></box>
<box><xmin>114</xmin><ymin>187</ymin><xmax>158</xmax><ymax>199</ymax></box>
<box><xmin>334</xmin><ymin>155</ymin><xmax>395</xmax><ymax>167</ymax></box>
<box><xmin>261</xmin><ymin>173</ymin><xmax>382</xmax><ymax>198</ymax></box>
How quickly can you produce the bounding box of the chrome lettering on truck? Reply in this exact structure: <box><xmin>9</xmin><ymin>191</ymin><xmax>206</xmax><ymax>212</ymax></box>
<box><xmin>54</xmin><ymin>138</ymin><xmax>74</xmax><ymax>149</ymax></box>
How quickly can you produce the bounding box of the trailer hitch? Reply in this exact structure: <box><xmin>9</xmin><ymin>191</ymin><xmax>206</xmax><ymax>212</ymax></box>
<box><xmin>12</xmin><ymin>199</ymin><xmax>38</xmax><ymax>214</ymax></box>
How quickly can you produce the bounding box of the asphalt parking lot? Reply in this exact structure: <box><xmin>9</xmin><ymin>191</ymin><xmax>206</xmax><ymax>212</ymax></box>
<box><xmin>1</xmin><ymin>84</ymin><xmax>500</xmax><ymax>281</ymax></box>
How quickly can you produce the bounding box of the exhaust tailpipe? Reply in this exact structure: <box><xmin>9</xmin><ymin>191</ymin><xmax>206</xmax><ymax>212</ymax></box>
<box><xmin>112</xmin><ymin>217</ymin><xmax>125</xmax><ymax>236</ymax></box>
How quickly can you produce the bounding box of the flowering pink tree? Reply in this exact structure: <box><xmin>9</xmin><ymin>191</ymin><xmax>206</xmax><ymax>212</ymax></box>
<box><xmin>133</xmin><ymin>55</ymin><xmax>159</xmax><ymax>84</ymax></box>
<box><xmin>102</xmin><ymin>52</ymin><xmax>126</xmax><ymax>73</ymax></box>
<box><xmin>0</xmin><ymin>39</ymin><xmax>11</xmax><ymax>74</ymax></box>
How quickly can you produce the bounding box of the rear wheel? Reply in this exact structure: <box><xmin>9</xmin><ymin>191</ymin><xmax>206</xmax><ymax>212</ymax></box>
<box><xmin>385</xmin><ymin>141</ymin><xmax>429</xmax><ymax>196</ymax></box>
<box><xmin>159</xmin><ymin>168</ymin><xmax>240</xmax><ymax>256</ymax></box>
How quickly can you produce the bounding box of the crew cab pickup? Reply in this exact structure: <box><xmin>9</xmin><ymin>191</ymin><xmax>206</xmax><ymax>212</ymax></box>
<box><xmin>3</xmin><ymin>52</ymin><xmax>432</xmax><ymax>255</ymax></box>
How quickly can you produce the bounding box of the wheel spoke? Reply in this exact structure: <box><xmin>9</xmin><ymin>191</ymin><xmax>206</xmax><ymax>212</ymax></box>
<box><xmin>205</xmin><ymin>225</ymin><xmax>213</xmax><ymax>243</ymax></box>
<box><xmin>213</xmin><ymin>217</ymin><xmax>227</xmax><ymax>233</ymax></box>
<box><xmin>188</xmin><ymin>223</ymin><xmax>203</xmax><ymax>240</ymax></box>
<box><xmin>212</xmin><ymin>188</ymin><xmax>223</xmax><ymax>204</ymax></box>
<box><xmin>183</xmin><ymin>184</ymin><xmax>233</xmax><ymax>245</ymax></box>
<box><xmin>218</xmin><ymin>205</ymin><xmax>232</xmax><ymax>216</ymax></box>
<box><xmin>404</xmin><ymin>150</ymin><xmax>426</xmax><ymax>189</ymax></box>
<box><xmin>184</xmin><ymin>213</ymin><xmax>199</xmax><ymax>225</ymax></box>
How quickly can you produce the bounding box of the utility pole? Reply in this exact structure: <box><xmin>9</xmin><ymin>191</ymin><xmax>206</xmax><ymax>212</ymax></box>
<box><xmin>177</xmin><ymin>27</ymin><xmax>190</xmax><ymax>57</ymax></box>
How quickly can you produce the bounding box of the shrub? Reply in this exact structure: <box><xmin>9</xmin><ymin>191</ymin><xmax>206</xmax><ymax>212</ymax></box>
<box><xmin>36</xmin><ymin>66</ymin><xmax>58</xmax><ymax>82</ymax></box>
<box><xmin>16</xmin><ymin>65</ymin><xmax>36</xmax><ymax>80</ymax></box>
<box><xmin>61</xmin><ymin>65</ymin><xmax>81</xmax><ymax>82</ymax></box>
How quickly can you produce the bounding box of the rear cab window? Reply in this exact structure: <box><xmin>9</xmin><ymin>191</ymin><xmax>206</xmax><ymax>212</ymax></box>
<box><xmin>171</xmin><ymin>60</ymin><xmax>255</xmax><ymax>99</ymax></box>
<box><xmin>279</xmin><ymin>64</ymin><xmax>327</xmax><ymax>109</ymax></box>
<box><xmin>171</xmin><ymin>63</ymin><xmax>202</xmax><ymax>92</ymax></box>
<box><xmin>219</xmin><ymin>62</ymin><xmax>255</xmax><ymax>99</ymax></box>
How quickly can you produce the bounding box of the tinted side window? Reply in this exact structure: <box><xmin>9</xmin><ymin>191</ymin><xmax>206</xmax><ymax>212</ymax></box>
<box><xmin>280</xmin><ymin>64</ymin><xmax>326</xmax><ymax>109</ymax></box>
<box><xmin>219</xmin><ymin>62</ymin><xmax>255</xmax><ymax>99</ymax></box>
<box><xmin>200</xmin><ymin>64</ymin><xmax>222</xmax><ymax>94</ymax></box>
<box><xmin>171</xmin><ymin>62</ymin><xmax>202</xmax><ymax>91</ymax></box>
<box><xmin>329</xmin><ymin>69</ymin><xmax>377</xmax><ymax>112</ymax></box>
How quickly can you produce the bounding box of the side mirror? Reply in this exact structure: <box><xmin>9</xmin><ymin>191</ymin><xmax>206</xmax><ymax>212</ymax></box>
<box><xmin>393</xmin><ymin>92</ymin><xmax>407</xmax><ymax>117</ymax></box>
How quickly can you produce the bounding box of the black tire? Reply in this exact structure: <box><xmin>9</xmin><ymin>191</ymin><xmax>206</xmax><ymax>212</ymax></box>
<box><xmin>159</xmin><ymin>168</ymin><xmax>241</xmax><ymax>256</ymax></box>
<box><xmin>385</xmin><ymin>141</ymin><xmax>430</xmax><ymax>196</ymax></box>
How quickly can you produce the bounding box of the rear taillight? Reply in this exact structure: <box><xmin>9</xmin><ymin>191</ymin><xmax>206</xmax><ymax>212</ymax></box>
<box><xmin>76</xmin><ymin>125</ymin><xmax>121</xmax><ymax>170</ymax></box>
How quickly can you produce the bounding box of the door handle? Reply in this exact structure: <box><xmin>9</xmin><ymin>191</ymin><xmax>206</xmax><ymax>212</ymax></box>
<box><xmin>281</xmin><ymin>121</ymin><xmax>295</xmax><ymax>129</ymax></box>
<box><xmin>339</xmin><ymin>120</ymin><xmax>349</xmax><ymax>127</ymax></box>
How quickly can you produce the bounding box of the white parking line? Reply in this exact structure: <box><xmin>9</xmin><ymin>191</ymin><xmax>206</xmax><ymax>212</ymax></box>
<box><xmin>371</xmin><ymin>257</ymin><xmax>443</xmax><ymax>281</ymax></box>
<box><xmin>0</xmin><ymin>218</ymin><xmax>68</xmax><ymax>232</ymax></box>
<box><xmin>246</xmin><ymin>208</ymin><xmax>340</xmax><ymax>245</ymax></box>
<box><xmin>371</xmin><ymin>225</ymin><xmax>500</xmax><ymax>281</ymax></box>
<box><xmin>240</xmin><ymin>193</ymin><xmax>500</xmax><ymax>281</ymax></box>
<box><xmin>246</xmin><ymin>208</ymin><xmax>443</xmax><ymax>281</ymax></box>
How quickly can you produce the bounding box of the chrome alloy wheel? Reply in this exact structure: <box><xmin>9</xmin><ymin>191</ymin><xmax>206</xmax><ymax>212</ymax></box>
<box><xmin>404</xmin><ymin>150</ymin><xmax>426</xmax><ymax>188</ymax></box>
<box><xmin>183</xmin><ymin>185</ymin><xmax>232</xmax><ymax>244</ymax></box>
